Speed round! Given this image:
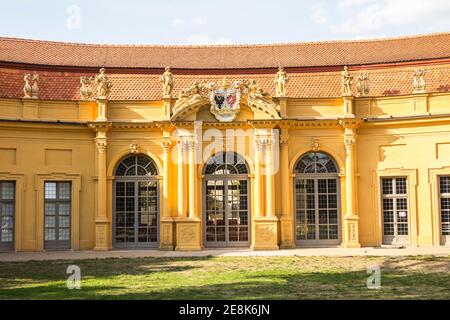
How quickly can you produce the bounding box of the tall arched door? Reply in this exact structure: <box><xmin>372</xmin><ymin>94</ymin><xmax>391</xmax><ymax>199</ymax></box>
<box><xmin>113</xmin><ymin>154</ymin><xmax>159</xmax><ymax>248</ymax></box>
<box><xmin>294</xmin><ymin>152</ymin><xmax>341</xmax><ymax>246</ymax></box>
<box><xmin>203</xmin><ymin>152</ymin><xmax>251</xmax><ymax>248</ymax></box>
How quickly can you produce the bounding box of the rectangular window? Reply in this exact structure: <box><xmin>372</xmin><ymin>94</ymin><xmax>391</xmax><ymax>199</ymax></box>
<box><xmin>44</xmin><ymin>182</ymin><xmax>71</xmax><ymax>250</ymax></box>
<box><xmin>381</xmin><ymin>177</ymin><xmax>409</xmax><ymax>245</ymax></box>
<box><xmin>439</xmin><ymin>176</ymin><xmax>450</xmax><ymax>245</ymax></box>
<box><xmin>0</xmin><ymin>181</ymin><xmax>15</xmax><ymax>251</ymax></box>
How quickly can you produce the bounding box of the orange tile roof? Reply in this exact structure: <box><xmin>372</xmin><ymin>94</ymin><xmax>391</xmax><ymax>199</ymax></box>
<box><xmin>1</xmin><ymin>33</ymin><xmax>450</xmax><ymax>69</ymax></box>
<box><xmin>1</xmin><ymin>64</ymin><xmax>450</xmax><ymax>101</ymax></box>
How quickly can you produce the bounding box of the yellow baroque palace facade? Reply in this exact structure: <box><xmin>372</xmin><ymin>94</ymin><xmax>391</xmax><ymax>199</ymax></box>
<box><xmin>1</xmin><ymin>33</ymin><xmax>450</xmax><ymax>252</ymax></box>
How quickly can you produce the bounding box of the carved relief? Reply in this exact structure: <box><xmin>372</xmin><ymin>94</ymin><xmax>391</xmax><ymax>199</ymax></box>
<box><xmin>130</xmin><ymin>143</ymin><xmax>139</xmax><ymax>154</ymax></box>
<box><xmin>172</xmin><ymin>78</ymin><xmax>279</xmax><ymax>121</ymax></box>
<box><xmin>160</xmin><ymin>66</ymin><xmax>175</xmax><ymax>98</ymax></box>
<box><xmin>312</xmin><ymin>139</ymin><xmax>320</xmax><ymax>152</ymax></box>
<box><xmin>349</xmin><ymin>222</ymin><xmax>357</xmax><ymax>242</ymax></box>
<box><xmin>341</xmin><ymin>66</ymin><xmax>353</xmax><ymax>96</ymax></box>
<box><xmin>95</xmin><ymin>68</ymin><xmax>112</xmax><ymax>99</ymax></box>
<box><xmin>413</xmin><ymin>69</ymin><xmax>426</xmax><ymax>93</ymax></box>
<box><xmin>179</xmin><ymin>225</ymin><xmax>196</xmax><ymax>244</ymax></box>
<box><xmin>80</xmin><ymin>76</ymin><xmax>94</xmax><ymax>100</ymax></box>
<box><xmin>274</xmin><ymin>66</ymin><xmax>289</xmax><ymax>97</ymax></box>
<box><xmin>257</xmin><ymin>224</ymin><xmax>275</xmax><ymax>243</ymax></box>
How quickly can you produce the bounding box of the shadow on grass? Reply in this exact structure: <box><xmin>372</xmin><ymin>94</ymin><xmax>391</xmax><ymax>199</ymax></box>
<box><xmin>1</xmin><ymin>266</ymin><xmax>449</xmax><ymax>300</ymax></box>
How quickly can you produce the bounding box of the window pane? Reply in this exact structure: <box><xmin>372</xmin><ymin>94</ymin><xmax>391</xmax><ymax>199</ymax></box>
<box><xmin>44</xmin><ymin>182</ymin><xmax>57</xmax><ymax>199</ymax></box>
<box><xmin>58</xmin><ymin>183</ymin><xmax>71</xmax><ymax>200</ymax></box>
<box><xmin>1</xmin><ymin>182</ymin><xmax>15</xmax><ymax>200</ymax></box>
<box><xmin>382</xmin><ymin>178</ymin><xmax>393</xmax><ymax>195</ymax></box>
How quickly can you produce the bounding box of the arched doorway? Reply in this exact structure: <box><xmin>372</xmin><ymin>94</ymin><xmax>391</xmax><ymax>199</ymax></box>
<box><xmin>113</xmin><ymin>154</ymin><xmax>159</xmax><ymax>248</ymax></box>
<box><xmin>203</xmin><ymin>152</ymin><xmax>251</xmax><ymax>247</ymax></box>
<box><xmin>294</xmin><ymin>152</ymin><xmax>341</xmax><ymax>246</ymax></box>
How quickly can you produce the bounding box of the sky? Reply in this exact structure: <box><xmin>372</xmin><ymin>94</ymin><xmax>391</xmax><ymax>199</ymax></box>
<box><xmin>1</xmin><ymin>0</ymin><xmax>450</xmax><ymax>45</ymax></box>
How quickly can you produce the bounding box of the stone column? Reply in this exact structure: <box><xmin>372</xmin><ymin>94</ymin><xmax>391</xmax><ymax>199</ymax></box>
<box><xmin>160</xmin><ymin>136</ymin><xmax>174</xmax><ymax>250</ymax></box>
<box><xmin>279</xmin><ymin>130</ymin><xmax>295</xmax><ymax>248</ymax></box>
<box><xmin>177</xmin><ymin>139</ymin><xmax>186</xmax><ymax>218</ymax></box>
<box><xmin>265</xmin><ymin>138</ymin><xmax>276</xmax><ymax>218</ymax></box>
<box><xmin>188</xmin><ymin>137</ymin><xmax>197</xmax><ymax>219</ymax></box>
<box><xmin>252</xmin><ymin>131</ymin><xmax>279</xmax><ymax>251</ymax></box>
<box><xmin>341</xmin><ymin>122</ymin><xmax>361</xmax><ymax>248</ymax></box>
<box><xmin>254</xmin><ymin>138</ymin><xmax>262</xmax><ymax>218</ymax></box>
<box><xmin>90</xmin><ymin>123</ymin><xmax>111</xmax><ymax>251</ymax></box>
<box><xmin>175</xmin><ymin>135</ymin><xmax>201</xmax><ymax>251</ymax></box>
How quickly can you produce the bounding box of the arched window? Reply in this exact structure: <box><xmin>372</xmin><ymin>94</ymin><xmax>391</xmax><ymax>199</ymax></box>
<box><xmin>115</xmin><ymin>154</ymin><xmax>158</xmax><ymax>177</ymax></box>
<box><xmin>294</xmin><ymin>152</ymin><xmax>340</xmax><ymax>245</ymax></box>
<box><xmin>204</xmin><ymin>152</ymin><xmax>248</xmax><ymax>175</ymax></box>
<box><xmin>113</xmin><ymin>154</ymin><xmax>159</xmax><ymax>248</ymax></box>
<box><xmin>294</xmin><ymin>152</ymin><xmax>338</xmax><ymax>174</ymax></box>
<box><xmin>203</xmin><ymin>152</ymin><xmax>250</xmax><ymax>247</ymax></box>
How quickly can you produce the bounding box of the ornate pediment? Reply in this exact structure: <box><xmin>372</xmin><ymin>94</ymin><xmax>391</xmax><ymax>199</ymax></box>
<box><xmin>171</xmin><ymin>78</ymin><xmax>280</xmax><ymax>121</ymax></box>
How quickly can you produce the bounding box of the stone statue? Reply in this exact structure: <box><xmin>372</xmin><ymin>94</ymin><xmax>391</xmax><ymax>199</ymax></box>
<box><xmin>274</xmin><ymin>66</ymin><xmax>289</xmax><ymax>96</ymax></box>
<box><xmin>160</xmin><ymin>66</ymin><xmax>175</xmax><ymax>97</ymax></box>
<box><xmin>95</xmin><ymin>68</ymin><xmax>112</xmax><ymax>99</ymax></box>
<box><xmin>413</xmin><ymin>69</ymin><xmax>426</xmax><ymax>93</ymax></box>
<box><xmin>31</xmin><ymin>74</ymin><xmax>39</xmax><ymax>99</ymax></box>
<box><xmin>356</xmin><ymin>73</ymin><xmax>369</xmax><ymax>97</ymax></box>
<box><xmin>23</xmin><ymin>74</ymin><xmax>32</xmax><ymax>98</ymax></box>
<box><xmin>341</xmin><ymin>66</ymin><xmax>353</xmax><ymax>96</ymax></box>
<box><xmin>80</xmin><ymin>76</ymin><xmax>94</xmax><ymax>100</ymax></box>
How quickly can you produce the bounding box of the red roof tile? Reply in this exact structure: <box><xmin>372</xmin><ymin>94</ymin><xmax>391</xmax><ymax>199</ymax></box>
<box><xmin>1</xmin><ymin>33</ymin><xmax>450</xmax><ymax>69</ymax></box>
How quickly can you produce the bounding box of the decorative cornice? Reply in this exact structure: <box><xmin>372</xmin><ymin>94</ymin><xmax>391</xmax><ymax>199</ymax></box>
<box><xmin>87</xmin><ymin>121</ymin><xmax>112</xmax><ymax>132</ymax></box>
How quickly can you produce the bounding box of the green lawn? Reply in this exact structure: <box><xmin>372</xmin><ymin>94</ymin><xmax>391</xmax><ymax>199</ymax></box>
<box><xmin>0</xmin><ymin>255</ymin><xmax>449</xmax><ymax>300</ymax></box>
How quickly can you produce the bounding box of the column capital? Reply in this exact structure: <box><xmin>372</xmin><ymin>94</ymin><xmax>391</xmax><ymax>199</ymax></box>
<box><xmin>87</xmin><ymin>121</ymin><xmax>112</xmax><ymax>133</ymax></box>
<box><xmin>95</xmin><ymin>139</ymin><xmax>107</xmax><ymax>154</ymax></box>
<box><xmin>162</xmin><ymin>137</ymin><xmax>173</xmax><ymax>151</ymax></box>
<box><xmin>280</xmin><ymin>134</ymin><xmax>289</xmax><ymax>147</ymax></box>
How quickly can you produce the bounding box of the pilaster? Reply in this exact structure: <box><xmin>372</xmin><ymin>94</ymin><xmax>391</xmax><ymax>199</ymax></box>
<box><xmin>160</xmin><ymin>135</ymin><xmax>175</xmax><ymax>250</ymax></box>
<box><xmin>342</xmin><ymin>96</ymin><xmax>355</xmax><ymax>118</ymax></box>
<box><xmin>252</xmin><ymin>129</ymin><xmax>279</xmax><ymax>250</ymax></box>
<box><xmin>88</xmin><ymin>122</ymin><xmax>112</xmax><ymax>251</ymax></box>
<box><xmin>339</xmin><ymin>120</ymin><xmax>361</xmax><ymax>248</ymax></box>
<box><xmin>279</xmin><ymin>128</ymin><xmax>295</xmax><ymax>249</ymax></box>
<box><xmin>22</xmin><ymin>98</ymin><xmax>39</xmax><ymax>119</ymax></box>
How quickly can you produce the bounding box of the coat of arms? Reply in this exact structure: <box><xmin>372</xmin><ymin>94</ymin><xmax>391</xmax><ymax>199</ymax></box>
<box><xmin>210</xmin><ymin>81</ymin><xmax>241</xmax><ymax>122</ymax></box>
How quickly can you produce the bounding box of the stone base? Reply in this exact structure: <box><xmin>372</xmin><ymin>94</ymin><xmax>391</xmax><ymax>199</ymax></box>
<box><xmin>94</xmin><ymin>219</ymin><xmax>111</xmax><ymax>251</ymax></box>
<box><xmin>279</xmin><ymin>217</ymin><xmax>295</xmax><ymax>249</ymax></box>
<box><xmin>342</xmin><ymin>214</ymin><xmax>360</xmax><ymax>249</ymax></box>
<box><xmin>175</xmin><ymin>218</ymin><xmax>202</xmax><ymax>251</ymax></box>
<box><xmin>340</xmin><ymin>242</ymin><xmax>361</xmax><ymax>248</ymax></box>
<box><xmin>159</xmin><ymin>218</ymin><xmax>175</xmax><ymax>251</ymax></box>
<box><xmin>252</xmin><ymin>217</ymin><xmax>279</xmax><ymax>251</ymax></box>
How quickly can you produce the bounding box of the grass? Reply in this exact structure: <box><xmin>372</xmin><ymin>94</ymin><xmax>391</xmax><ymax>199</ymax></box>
<box><xmin>0</xmin><ymin>255</ymin><xmax>449</xmax><ymax>300</ymax></box>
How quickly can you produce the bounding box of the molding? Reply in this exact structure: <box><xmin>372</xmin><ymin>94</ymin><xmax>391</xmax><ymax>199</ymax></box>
<box><xmin>34</xmin><ymin>173</ymin><xmax>82</xmax><ymax>251</ymax></box>
<box><xmin>372</xmin><ymin>168</ymin><xmax>418</xmax><ymax>246</ymax></box>
<box><xmin>0</xmin><ymin>172</ymin><xmax>26</xmax><ymax>251</ymax></box>
<box><xmin>427</xmin><ymin>166</ymin><xmax>450</xmax><ymax>245</ymax></box>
